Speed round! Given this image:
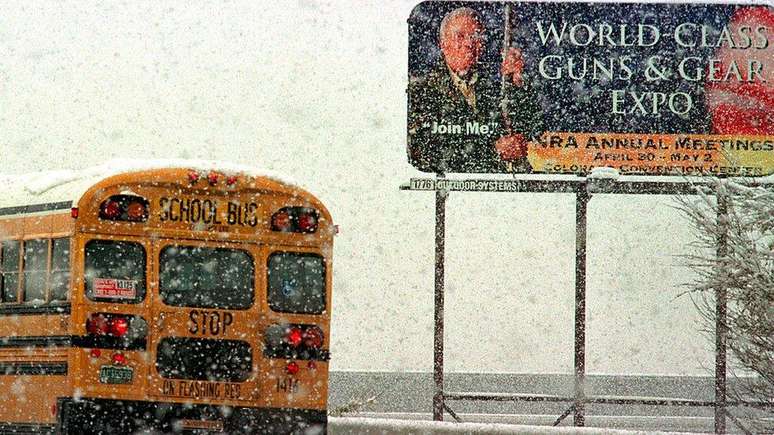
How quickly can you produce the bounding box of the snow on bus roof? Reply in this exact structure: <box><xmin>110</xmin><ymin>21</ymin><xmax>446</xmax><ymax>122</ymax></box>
<box><xmin>0</xmin><ymin>158</ymin><xmax>300</xmax><ymax>209</ymax></box>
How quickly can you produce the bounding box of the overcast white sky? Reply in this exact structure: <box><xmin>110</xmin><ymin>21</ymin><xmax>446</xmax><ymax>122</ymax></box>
<box><xmin>0</xmin><ymin>0</ymin><xmax>715</xmax><ymax>375</ymax></box>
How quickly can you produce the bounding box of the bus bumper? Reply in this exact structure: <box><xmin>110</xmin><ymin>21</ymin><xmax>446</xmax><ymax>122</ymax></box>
<box><xmin>57</xmin><ymin>398</ymin><xmax>327</xmax><ymax>434</ymax></box>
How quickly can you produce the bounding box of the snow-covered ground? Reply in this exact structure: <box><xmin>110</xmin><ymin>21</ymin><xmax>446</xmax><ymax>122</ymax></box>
<box><xmin>329</xmin><ymin>417</ymin><xmax>699</xmax><ymax>434</ymax></box>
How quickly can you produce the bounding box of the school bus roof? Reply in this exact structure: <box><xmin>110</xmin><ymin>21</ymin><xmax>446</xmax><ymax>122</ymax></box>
<box><xmin>0</xmin><ymin>159</ymin><xmax>311</xmax><ymax>213</ymax></box>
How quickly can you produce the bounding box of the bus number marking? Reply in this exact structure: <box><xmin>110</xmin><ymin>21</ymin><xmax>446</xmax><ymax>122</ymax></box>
<box><xmin>188</xmin><ymin>310</ymin><xmax>233</xmax><ymax>336</ymax></box>
<box><xmin>276</xmin><ymin>377</ymin><xmax>300</xmax><ymax>394</ymax></box>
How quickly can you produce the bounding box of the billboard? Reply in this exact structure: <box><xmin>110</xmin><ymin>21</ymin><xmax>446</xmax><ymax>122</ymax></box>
<box><xmin>407</xmin><ymin>1</ymin><xmax>774</xmax><ymax>176</ymax></box>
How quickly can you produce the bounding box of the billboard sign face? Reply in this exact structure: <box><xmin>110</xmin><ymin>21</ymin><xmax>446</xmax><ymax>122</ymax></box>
<box><xmin>407</xmin><ymin>1</ymin><xmax>774</xmax><ymax>176</ymax></box>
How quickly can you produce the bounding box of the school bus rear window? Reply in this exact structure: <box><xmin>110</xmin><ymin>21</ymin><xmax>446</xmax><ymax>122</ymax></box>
<box><xmin>85</xmin><ymin>240</ymin><xmax>146</xmax><ymax>303</ymax></box>
<box><xmin>159</xmin><ymin>246</ymin><xmax>254</xmax><ymax>309</ymax></box>
<box><xmin>156</xmin><ymin>337</ymin><xmax>252</xmax><ymax>382</ymax></box>
<box><xmin>267</xmin><ymin>252</ymin><xmax>325</xmax><ymax>314</ymax></box>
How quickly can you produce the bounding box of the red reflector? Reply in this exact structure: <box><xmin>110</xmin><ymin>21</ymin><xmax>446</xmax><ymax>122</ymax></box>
<box><xmin>51</xmin><ymin>403</ymin><xmax>57</xmax><ymax>417</ymax></box>
<box><xmin>307</xmin><ymin>361</ymin><xmax>317</xmax><ymax>370</ymax></box>
<box><xmin>303</xmin><ymin>327</ymin><xmax>324</xmax><ymax>349</ymax></box>
<box><xmin>226</xmin><ymin>175</ymin><xmax>237</xmax><ymax>185</ymax></box>
<box><xmin>112</xmin><ymin>353</ymin><xmax>127</xmax><ymax>366</ymax></box>
<box><xmin>102</xmin><ymin>200</ymin><xmax>120</xmax><ymax>219</ymax></box>
<box><xmin>188</xmin><ymin>171</ymin><xmax>200</xmax><ymax>183</ymax></box>
<box><xmin>286</xmin><ymin>361</ymin><xmax>300</xmax><ymax>375</ymax></box>
<box><xmin>71</xmin><ymin>208</ymin><xmax>79</xmax><ymax>219</ymax></box>
<box><xmin>108</xmin><ymin>317</ymin><xmax>130</xmax><ymax>337</ymax></box>
<box><xmin>89</xmin><ymin>349</ymin><xmax>101</xmax><ymax>358</ymax></box>
<box><xmin>286</xmin><ymin>327</ymin><xmax>303</xmax><ymax>347</ymax></box>
<box><xmin>208</xmin><ymin>172</ymin><xmax>219</xmax><ymax>185</ymax></box>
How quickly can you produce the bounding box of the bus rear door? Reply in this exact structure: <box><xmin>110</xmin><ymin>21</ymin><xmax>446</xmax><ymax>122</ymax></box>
<box><xmin>148</xmin><ymin>239</ymin><xmax>261</xmax><ymax>409</ymax></box>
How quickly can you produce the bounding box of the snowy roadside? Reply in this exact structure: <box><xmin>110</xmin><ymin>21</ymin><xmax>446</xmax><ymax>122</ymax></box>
<box><xmin>328</xmin><ymin>417</ymin><xmax>699</xmax><ymax>434</ymax></box>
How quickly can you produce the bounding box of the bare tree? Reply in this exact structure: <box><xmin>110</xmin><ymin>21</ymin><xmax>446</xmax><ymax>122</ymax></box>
<box><xmin>676</xmin><ymin>179</ymin><xmax>774</xmax><ymax>432</ymax></box>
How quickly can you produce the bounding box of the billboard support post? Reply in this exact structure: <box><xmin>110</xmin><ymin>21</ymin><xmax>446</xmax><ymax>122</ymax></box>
<box><xmin>401</xmin><ymin>176</ymin><xmax>773</xmax><ymax>433</ymax></box>
<box><xmin>574</xmin><ymin>189</ymin><xmax>589</xmax><ymax>426</ymax></box>
<box><xmin>715</xmin><ymin>188</ymin><xmax>729</xmax><ymax>434</ymax></box>
<box><xmin>433</xmin><ymin>177</ymin><xmax>448</xmax><ymax>421</ymax></box>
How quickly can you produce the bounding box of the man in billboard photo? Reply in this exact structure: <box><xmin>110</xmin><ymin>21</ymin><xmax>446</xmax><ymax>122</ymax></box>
<box><xmin>408</xmin><ymin>6</ymin><xmax>544</xmax><ymax>173</ymax></box>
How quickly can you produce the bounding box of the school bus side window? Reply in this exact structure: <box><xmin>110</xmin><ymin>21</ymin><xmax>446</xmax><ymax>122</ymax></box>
<box><xmin>267</xmin><ymin>252</ymin><xmax>325</xmax><ymax>314</ymax></box>
<box><xmin>85</xmin><ymin>240</ymin><xmax>146</xmax><ymax>303</ymax></box>
<box><xmin>23</xmin><ymin>239</ymin><xmax>48</xmax><ymax>303</ymax></box>
<box><xmin>1</xmin><ymin>241</ymin><xmax>20</xmax><ymax>303</ymax></box>
<box><xmin>50</xmin><ymin>238</ymin><xmax>71</xmax><ymax>302</ymax></box>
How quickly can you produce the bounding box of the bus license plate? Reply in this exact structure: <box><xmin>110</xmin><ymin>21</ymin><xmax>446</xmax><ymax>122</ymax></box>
<box><xmin>180</xmin><ymin>419</ymin><xmax>224</xmax><ymax>431</ymax></box>
<box><xmin>99</xmin><ymin>365</ymin><xmax>133</xmax><ymax>384</ymax></box>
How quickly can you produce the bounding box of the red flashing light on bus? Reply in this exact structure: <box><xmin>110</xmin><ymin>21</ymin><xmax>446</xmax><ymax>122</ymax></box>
<box><xmin>271</xmin><ymin>207</ymin><xmax>319</xmax><ymax>233</ymax></box>
<box><xmin>271</xmin><ymin>210</ymin><xmax>292</xmax><ymax>232</ymax></box>
<box><xmin>101</xmin><ymin>200</ymin><xmax>121</xmax><ymax>219</ymax></box>
<box><xmin>98</xmin><ymin>195</ymin><xmax>149</xmax><ymax>222</ymax></box>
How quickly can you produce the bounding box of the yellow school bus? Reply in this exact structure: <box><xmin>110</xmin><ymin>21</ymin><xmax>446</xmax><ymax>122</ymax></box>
<box><xmin>0</xmin><ymin>166</ymin><xmax>333</xmax><ymax>434</ymax></box>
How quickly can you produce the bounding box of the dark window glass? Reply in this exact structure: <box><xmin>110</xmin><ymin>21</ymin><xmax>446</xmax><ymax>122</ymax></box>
<box><xmin>50</xmin><ymin>238</ymin><xmax>71</xmax><ymax>302</ymax></box>
<box><xmin>267</xmin><ymin>253</ymin><xmax>325</xmax><ymax>314</ymax></box>
<box><xmin>159</xmin><ymin>246</ymin><xmax>254</xmax><ymax>309</ymax></box>
<box><xmin>1</xmin><ymin>241</ymin><xmax>20</xmax><ymax>303</ymax></box>
<box><xmin>23</xmin><ymin>240</ymin><xmax>48</xmax><ymax>304</ymax></box>
<box><xmin>156</xmin><ymin>338</ymin><xmax>252</xmax><ymax>382</ymax></box>
<box><xmin>85</xmin><ymin>240</ymin><xmax>146</xmax><ymax>303</ymax></box>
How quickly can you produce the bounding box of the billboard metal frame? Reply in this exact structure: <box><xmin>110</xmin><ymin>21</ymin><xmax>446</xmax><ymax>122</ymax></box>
<box><xmin>401</xmin><ymin>174</ymin><xmax>774</xmax><ymax>434</ymax></box>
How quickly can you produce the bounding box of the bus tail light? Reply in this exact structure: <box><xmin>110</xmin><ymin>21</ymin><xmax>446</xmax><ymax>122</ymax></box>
<box><xmin>270</xmin><ymin>207</ymin><xmax>319</xmax><ymax>233</ymax></box>
<box><xmin>303</xmin><ymin>326</ymin><xmax>324</xmax><ymax>349</ymax></box>
<box><xmin>85</xmin><ymin>313</ymin><xmax>148</xmax><ymax>350</ymax></box>
<box><xmin>87</xmin><ymin>313</ymin><xmax>133</xmax><ymax>337</ymax></box>
<box><xmin>264</xmin><ymin>324</ymin><xmax>328</xmax><ymax>361</ymax></box>
<box><xmin>108</xmin><ymin>317</ymin><xmax>130</xmax><ymax>337</ymax></box>
<box><xmin>98</xmin><ymin>195</ymin><xmax>149</xmax><ymax>222</ymax></box>
<box><xmin>286</xmin><ymin>326</ymin><xmax>303</xmax><ymax>347</ymax></box>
